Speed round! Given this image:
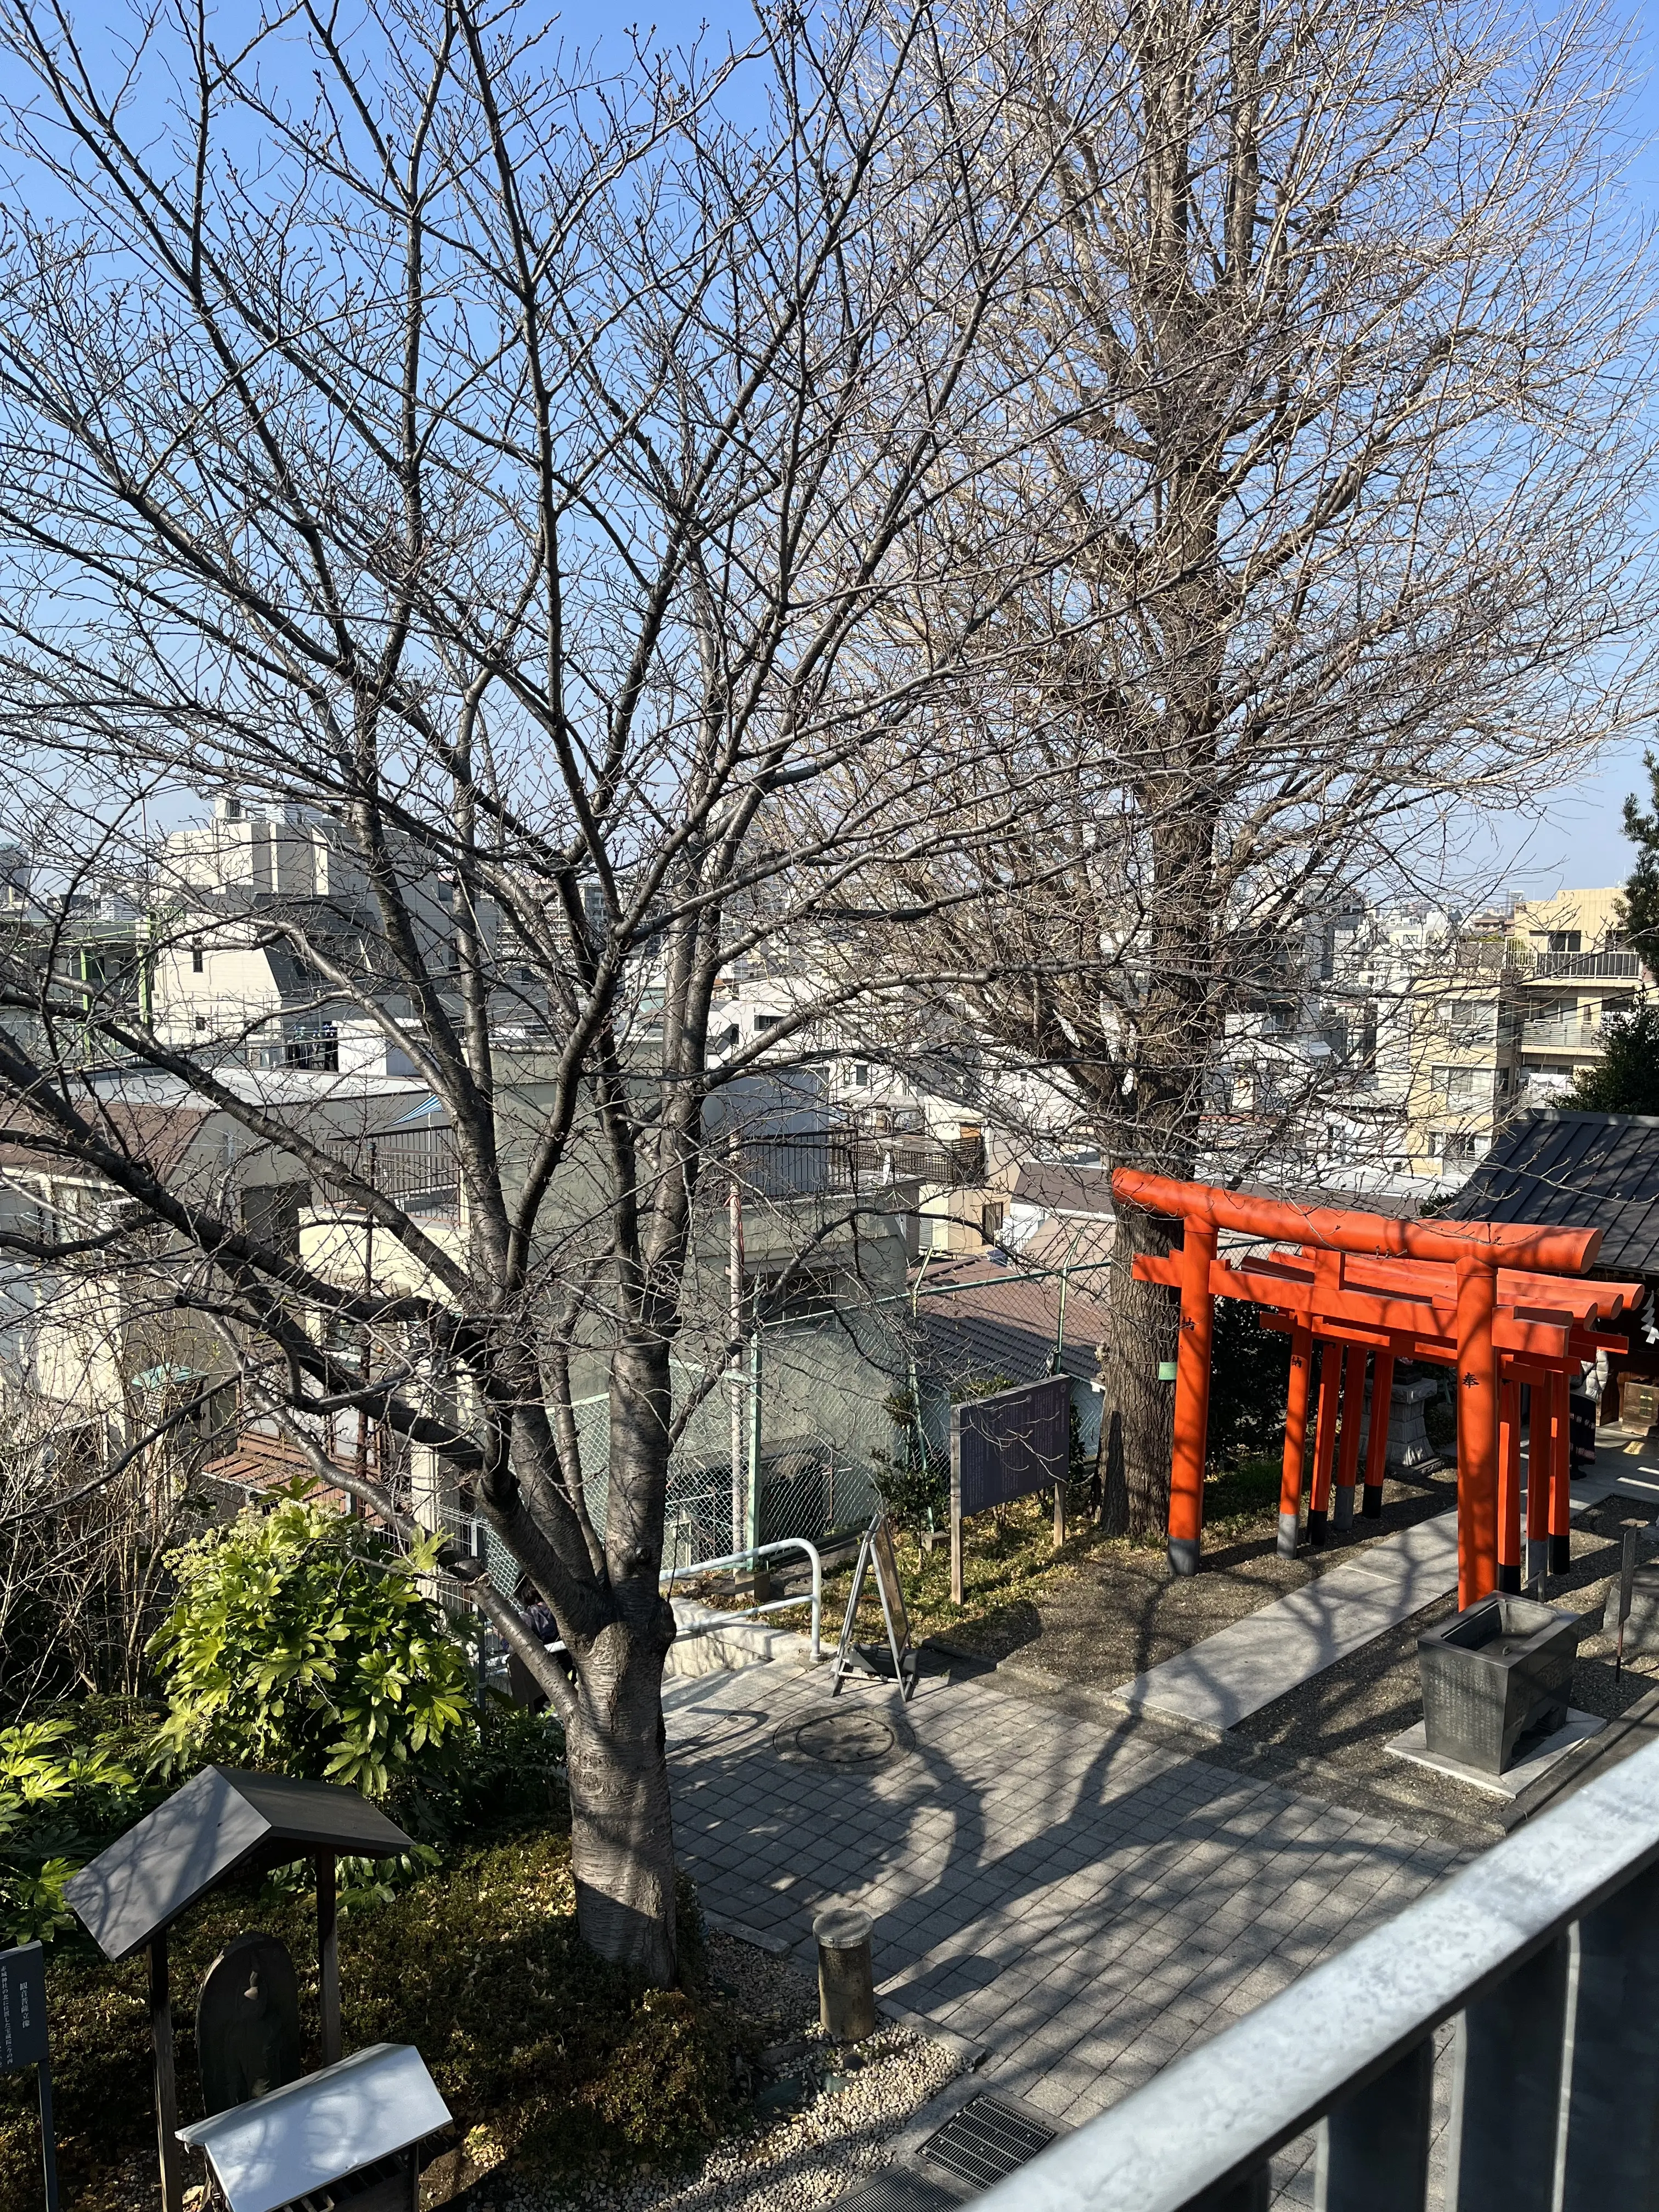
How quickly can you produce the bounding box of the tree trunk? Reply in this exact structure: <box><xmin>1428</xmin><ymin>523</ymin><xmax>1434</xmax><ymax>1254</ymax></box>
<box><xmin>1102</xmin><ymin>1201</ymin><xmax>1179</xmax><ymax>1541</ymax></box>
<box><xmin>566</xmin><ymin>1614</ymin><xmax>679</xmax><ymax>1985</ymax></box>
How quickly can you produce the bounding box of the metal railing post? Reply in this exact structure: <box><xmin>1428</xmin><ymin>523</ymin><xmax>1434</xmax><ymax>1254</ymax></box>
<box><xmin>1560</xmin><ymin>1865</ymin><xmax>1659</xmax><ymax>2210</ymax></box>
<box><xmin>1446</xmin><ymin>1934</ymin><xmax>1569</xmax><ymax>2212</ymax></box>
<box><xmin>1316</xmin><ymin>2034</ymin><xmax>1432</xmax><ymax>2211</ymax></box>
<box><xmin>1190</xmin><ymin>2173</ymin><xmax>1269</xmax><ymax>2211</ymax></box>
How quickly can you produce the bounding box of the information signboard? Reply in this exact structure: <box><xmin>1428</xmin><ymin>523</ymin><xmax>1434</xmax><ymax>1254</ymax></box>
<box><xmin>949</xmin><ymin>1374</ymin><xmax>1072</xmax><ymax>1603</ymax></box>
<box><xmin>830</xmin><ymin>1513</ymin><xmax>918</xmax><ymax>1701</ymax></box>
<box><xmin>0</xmin><ymin>1942</ymin><xmax>58</xmax><ymax>2212</ymax></box>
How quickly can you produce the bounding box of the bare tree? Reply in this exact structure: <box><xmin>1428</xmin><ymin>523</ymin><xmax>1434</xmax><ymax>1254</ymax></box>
<box><xmin>857</xmin><ymin>0</ymin><xmax>1659</xmax><ymax>1548</ymax></box>
<box><xmin>0</xmin><ymin>0</ymin><xmax>1069</xmax><ymax>1975</ymax></box>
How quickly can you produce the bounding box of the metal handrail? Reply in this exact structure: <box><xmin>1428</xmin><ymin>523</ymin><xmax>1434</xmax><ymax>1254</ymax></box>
<box><xmin>977</xmin><ymin>1731</ymin><xmax>1659</xmax><ymax>2212</ymax></box>
<box><xmin>663</xmin><ymin>1537</ymin><xmax>824</xmax><ymax>1662</ymax></box>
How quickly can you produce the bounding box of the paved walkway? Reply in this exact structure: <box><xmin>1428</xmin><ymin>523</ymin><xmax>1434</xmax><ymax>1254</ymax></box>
<box><xmin>665</xmin><ymin>1660</ymin><xmax>1463</xmax><ymax>2138</ymax></box>
<box><xmin>1107</xmin><ymin>1514</ymin><xmax>1460</xmax><ymax>1736</ymax></box>
<box><xmin>1102</xmin><ymin>1432</ymin><xmax>1659</xmax><ymax>1740</ymax></box>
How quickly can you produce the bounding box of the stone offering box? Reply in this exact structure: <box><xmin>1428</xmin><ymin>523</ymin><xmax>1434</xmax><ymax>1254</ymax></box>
<box><xmin>1621</xmin><ymin>1561</ymin><xmax>1659</xmax><ymax>1658</ymax></box>
<box><xmin>1418</xmin><ymin>1595</ymin><xmax>1587</xmax><ymax>1776</ymax></box>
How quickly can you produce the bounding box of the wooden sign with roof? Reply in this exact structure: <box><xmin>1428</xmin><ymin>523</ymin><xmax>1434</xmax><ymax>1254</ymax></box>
<box><xmin>65</xmin><ymin>1767</ymin><xmax>414</xmax><ymax>2212</ymax></box>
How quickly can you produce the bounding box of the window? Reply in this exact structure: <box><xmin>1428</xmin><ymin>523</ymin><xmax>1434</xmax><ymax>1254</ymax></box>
<box><xmin>191</xmin><ymin>946</ymin><xmax>204</xmax><ymax>973</ymax></box>
<box><xmin>754</xmin><ymin>1012</ymin><xmax>778</xmax><ymax>1030</ymax></box>
<box><xmin>1431</xmin><ymin>1064</ymin><xmax>1479</xmax><ymax>1105</ymax></box>
<box><xmin>195</xmin><ymin>1014</ymin><xmax>207</xmax><ymax>1032</ymax></box>
<box><xmin>1440</xmin><ymin>1131</ymin><xmax>1479</xmax><ymax>1165</ymax></box>
<box><xmin>1548</xmin><ymin>930</ymin><xmax>1582</xmax><ymax>955</ymax></box>
<box><xmin>1442</xmin><ymin>997</ymin><xmax>1494</xmax><ymax>1041</ymax></box>
<box><xmin>851</xmin><ymin>1062</ymin><xmax>869</xmax><ymax>1087</ymax></box>
<box><xmin>981</xmin><ymin>1199</ymin><xmax>1006</xmax><ymax>1243</ymax></box>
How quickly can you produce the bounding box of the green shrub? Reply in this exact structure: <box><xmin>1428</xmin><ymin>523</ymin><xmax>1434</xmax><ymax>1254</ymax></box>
<box><xmin>0</xmin><ymin>1713</ymin><xmax>161</xmax><ymax>1945</ymax></box>
<box><xmin>871</xmin><ymin>1390</ymin><xmax>948</xmax><ymax>1540</ymax></box>
<box><xmin>1207</xmin><ymin>1302</ymin><xmax>1292</xmax><ymax>1470</ymax></box>
<box><xmin>148</xmin><ymin>1494</ymin><xmax>478</xmax><ymax>1796</ymax></box>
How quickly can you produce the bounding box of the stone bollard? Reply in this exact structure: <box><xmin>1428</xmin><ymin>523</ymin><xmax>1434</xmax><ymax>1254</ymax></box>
<box><xmin>814</xmin><ymin>1904</ymin><xmax>878</xmax><ymax>2042</ymax></box>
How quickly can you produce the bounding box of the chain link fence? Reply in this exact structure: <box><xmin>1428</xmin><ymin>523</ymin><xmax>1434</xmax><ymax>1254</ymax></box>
<box><xmin>502</xmin><ymin>1253</ymin><xmax>1115</xmax><ymax>1581</ymax></box>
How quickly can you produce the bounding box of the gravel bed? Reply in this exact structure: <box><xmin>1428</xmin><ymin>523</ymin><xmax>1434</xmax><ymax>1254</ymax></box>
<box><xmin>465</xmin><ymin>1932</ymin><xmax>961</xmax><ymax>2212</ymax></box>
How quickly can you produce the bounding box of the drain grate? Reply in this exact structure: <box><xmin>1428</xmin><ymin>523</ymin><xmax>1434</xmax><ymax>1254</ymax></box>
<box><xmin>831</xmin><ymin>2176</ymin><xmax>964</xmax><ymax>2212</ymax></box>
<box><xmin>920</xmin><ymin>2094</ymin><xmax>1057</xmax><ymax>2190</ymax></box>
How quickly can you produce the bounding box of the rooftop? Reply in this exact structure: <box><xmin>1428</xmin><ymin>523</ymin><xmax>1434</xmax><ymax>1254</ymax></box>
<box><xmin>1438</xmin><ymin>1109</ymin><xmax>1659</xmax><ymax>1282</ymax></box>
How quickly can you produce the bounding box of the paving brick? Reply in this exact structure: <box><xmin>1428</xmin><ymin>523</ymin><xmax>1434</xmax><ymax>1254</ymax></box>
<box><xmin>665</xmin><ymin>1663</ymin><xmax>1467</xmax><ymax>2123</ymax></box>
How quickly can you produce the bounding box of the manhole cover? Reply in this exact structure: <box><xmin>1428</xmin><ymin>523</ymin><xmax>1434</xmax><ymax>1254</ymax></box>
<box><xmin>921</xmin><ymin>2094</ymin><xmax>1057</xmax><ymax>2188</ymax></box>
<box><xmin>772</xmin><ymin>1706</ymin><xmax>916</xmax><ymax>1766</ymax></box>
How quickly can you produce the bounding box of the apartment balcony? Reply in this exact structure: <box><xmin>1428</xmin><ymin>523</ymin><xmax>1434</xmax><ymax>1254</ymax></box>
<box><xmin>1525</xmin><ymin>949</ymin><xmax>1644</xmax><ymax>981</ymax></box>
<box><xmin>1519</xmin><ymin>1015</ymin><xmax>1607</xmax><ymax>1057</ymax></box>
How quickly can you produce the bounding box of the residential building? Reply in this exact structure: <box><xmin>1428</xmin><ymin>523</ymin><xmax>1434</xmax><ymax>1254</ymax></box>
<box><xmin>1508</xmin><ymin>885</ymin><xmax>1650</xmax><ymax>1105</ymax></box>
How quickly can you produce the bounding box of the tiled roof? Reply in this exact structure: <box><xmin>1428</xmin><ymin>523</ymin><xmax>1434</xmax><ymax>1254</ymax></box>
<box><xmin>1439</xmin><ymin>1110</ymin><xmax>1659</xmax><ymax>1279</ymax></box>
<box><xmin>912</xmin><ymin>1251</ymin><xmax>1111</xmax><ymax>1386</ymax></box>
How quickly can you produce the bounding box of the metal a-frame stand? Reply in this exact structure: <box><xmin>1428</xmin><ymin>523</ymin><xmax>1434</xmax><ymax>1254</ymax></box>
<box><xmin>829</xmin><ymin>1512</ymin><xmax>917</xmax><ymax>1701</ymax></box>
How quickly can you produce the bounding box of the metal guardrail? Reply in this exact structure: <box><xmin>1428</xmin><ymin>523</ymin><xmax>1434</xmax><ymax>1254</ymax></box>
<box><xmin>470</xmin><ymin>1538</ymin><xmax>825</xmax><ymax>1684</ymax></box>
<box><xmin>665</xmin><ymin>1537</ymin><xmax>825</xmax><ymax>1662</ymax></box>
<box><xmin>976</xmin><ymin>1733</ymin><xmax>1659</xmax><ymax>2212</ymax></box>
<box><xmin>1519</xmin><ymin>1017</ymin><xmax>1604</xmax><ymax>1052</ymax></box>
<box><xmin>1528</xmin><ymin>950</ymin><xmax>1643</xmax><ymax>980</ymax></box>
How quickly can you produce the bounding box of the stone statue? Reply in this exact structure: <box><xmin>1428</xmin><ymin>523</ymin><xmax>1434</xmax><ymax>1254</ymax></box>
<box><xmin>195</xmin><ymin>1933</ymin><xmax>302</xmax><ymax>2118</ymax></box>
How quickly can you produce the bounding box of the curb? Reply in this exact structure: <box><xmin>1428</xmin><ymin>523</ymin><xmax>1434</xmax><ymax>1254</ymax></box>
<box><xmin>703</xmin><ymin>1908</ymin><xmax>798</xmax><ymax>1958</ymax></box>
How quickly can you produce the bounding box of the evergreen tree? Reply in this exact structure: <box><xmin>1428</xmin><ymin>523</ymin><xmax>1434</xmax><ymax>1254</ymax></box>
<box><xmin>1567</xmin><ymin>755</ymin><xmax>1659</xmax><ymax>1114</ymax></box>
<box><xmin>1621</xmin><ymin>752</ymin><xmax>1659</xmax><ymax>964</ymax></box>
<box><xmin>1566</xmin><ymin>1005</ymin><xmax>1659</xmax><ymax>1116</ymax></box>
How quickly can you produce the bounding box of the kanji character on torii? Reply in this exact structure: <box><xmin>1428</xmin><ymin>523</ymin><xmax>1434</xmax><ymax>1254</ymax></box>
<box><xmin>1109</xmin><ymin>1170</ymin><xmax>1644</xmax><ymax>1610</ymax></box>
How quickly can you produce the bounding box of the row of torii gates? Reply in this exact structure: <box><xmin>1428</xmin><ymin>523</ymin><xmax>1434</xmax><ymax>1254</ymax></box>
<box><xmin>1111</xmin><ymin>1170</ymin><xmax>1644</xmax><ymax>1610</ymax></box>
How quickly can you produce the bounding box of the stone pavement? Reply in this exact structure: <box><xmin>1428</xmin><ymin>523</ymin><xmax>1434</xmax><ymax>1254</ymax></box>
<box><xmin>1108</xmin><ymin>1513</ymin><xmax>1460</xmax><ymax>1736</ymax></box>
<box><xmin>664</xmin><ymin>1660</ymin><xmax>1464</xmax><ymax>2140</ymax></box>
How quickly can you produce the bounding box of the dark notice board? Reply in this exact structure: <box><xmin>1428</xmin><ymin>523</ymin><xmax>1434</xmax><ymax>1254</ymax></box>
<box><xmin>950</xmin><ymin>1375</ymin><xmax>1071</xmax><ymax>1519</ymax></box>
<box><xmin>0</xmin><ymin>1943</ymin><xmax>48</xmax><ymax>2073</ymax></box>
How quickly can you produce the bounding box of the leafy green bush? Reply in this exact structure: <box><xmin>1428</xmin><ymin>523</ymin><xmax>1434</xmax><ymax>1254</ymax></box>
<box><xmin>871</xmin><ymin>1391</ymin><xmax>948</xmax><ymax>1542</ymax></box>
<box><xmin>1206</xmin><ymin>1301</ymin><xmax>1293</xmax><ymax>1469</ymax></box>
<box><xmin>0</xmin><ymin>1714</ymin><xmax>160</xmax><ymax>1945</ymax></box>
<box><xmin>148</xmin><ymin>1496</ymin><xmax>478</xmax><ymax>1795</ymax></box>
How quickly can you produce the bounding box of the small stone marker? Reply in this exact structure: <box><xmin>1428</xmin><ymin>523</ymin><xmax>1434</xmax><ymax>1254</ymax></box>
<box><xmin>196</xmin><ymin>1934</ymin><xmax>303</xmax><ymax>2117</ymax></box>
<box><xmin>1</xmin><ymin>1940</ymin><xmax>58</xmax><ymax>2212</ymax></box>
<box><xmin>814</xmin><ymin>1904</ymin><xmax>878</xmax><ymax>2042</ymax></box>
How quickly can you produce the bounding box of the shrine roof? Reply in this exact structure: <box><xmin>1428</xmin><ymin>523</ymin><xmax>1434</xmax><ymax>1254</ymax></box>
<box><xmin>1440</xmin><ymin>1111</ymin><xmax>1659</xmax><ymax>1288</ymax></box>
<box><xmin>64</xmin><ymin>1765</ymin><xmax>413</xmax><ymax>1961</ymax></box>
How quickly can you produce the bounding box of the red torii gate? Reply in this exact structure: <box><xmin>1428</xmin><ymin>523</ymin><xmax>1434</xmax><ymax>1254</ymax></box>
<box><xmin>1110</xmin><ymin>1170</ymin><xmax>1641</xmax><ymax>1610</ymax></box>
